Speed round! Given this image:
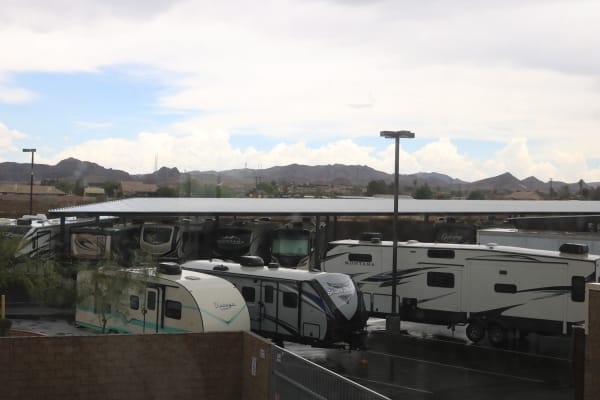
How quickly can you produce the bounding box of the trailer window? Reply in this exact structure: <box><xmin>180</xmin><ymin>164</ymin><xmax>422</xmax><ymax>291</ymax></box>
<box><xmin>283</xmin><ymin>292</ymin><xmax>298</xmax><ymax>308</ymax></box>
<box><xmin>572</xmin><ymin>276</ymin><xmax>586</xmax><ymax>302</ymax></box>
<box><xmin>494</xmin><ymin>283</ymin><xmax>517</xmax><ymax>294</ymax></box>
<box><xmin>264</xmin><ymin>286</ymin><xmax>274</xmax><ymax>304</ymax></box>
<box><xmin>427</xmin><ymin>272</ymin><xmax>454</xmax><ymax>288</ymax></box>
<box><xmin>130</xmin><ymin>295</ymin><xmax>140</xmax><ymax>310</ymax></box>
<box><xmin>165</xmin><ymin>300</ymin><xmax>182</xmax><ymax>319</ymax></box>
<box><xmin>349</xmin><ymin>253</ymin><xmax>372</xmax><ymax>263</ymax></box>
<box><xmin>242</xmin><ymin>287</ymin><xmax>256</xmax><ymax>302</ymax></box>
<box><xmin>427</xmin><ymin>249</ymin><xmax>455</xmax><ymax>259</ymax></box>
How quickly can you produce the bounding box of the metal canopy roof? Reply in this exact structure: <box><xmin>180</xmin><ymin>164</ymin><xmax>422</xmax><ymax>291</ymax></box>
<box><xmin>47</xmin><ymin>197</ymin><xmax>600</xmax><ymax>218</ymax></box>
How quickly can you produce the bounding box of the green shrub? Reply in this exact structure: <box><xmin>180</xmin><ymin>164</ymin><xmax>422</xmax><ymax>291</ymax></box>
<box><xmin>0</xmin><ymin>318</ymin><xmax>12</xmax><ymax>336</ymax></box>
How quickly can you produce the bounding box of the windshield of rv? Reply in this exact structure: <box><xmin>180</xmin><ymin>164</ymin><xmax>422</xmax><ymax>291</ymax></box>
<box><xmin>271</xmin><ymin>231</ymin><xmax>310</xmax><ymax>256</ymax></box>
<box><xmin>142</xmin><ymin>226</ymin><xmax>173</xmax><ymax>245</ymax></box>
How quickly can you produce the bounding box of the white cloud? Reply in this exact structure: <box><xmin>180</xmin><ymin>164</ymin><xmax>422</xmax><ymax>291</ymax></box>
<box><xmin>0</xmin><ymin>122</ymin><xmax>28</xmax><ymax>155</ymax></box>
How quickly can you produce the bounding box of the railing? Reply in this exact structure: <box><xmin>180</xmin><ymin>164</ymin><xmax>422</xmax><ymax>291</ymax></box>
<box><xmin>270</xmin><ymin>344</ymin><xmax>391</xmax><ymax>400</ymax></box>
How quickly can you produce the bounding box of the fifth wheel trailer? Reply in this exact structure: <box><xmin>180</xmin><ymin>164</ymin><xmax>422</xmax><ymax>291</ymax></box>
<box><xmin>477</xmin><ymin>227</ymin><xmax>600</xmax><ymax>255</ymax></box>
<box><xmin>321</xmin><ymin>235</ymin><xmax>600</xmax><ymax>345</ymax></box>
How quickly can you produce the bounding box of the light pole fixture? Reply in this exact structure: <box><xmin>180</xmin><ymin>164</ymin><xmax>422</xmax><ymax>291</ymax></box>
<box><xmin>22</xmin><ymin>148</ymin><xmax>36</xmax><ymax>215</ymax></box>
<box><xmin>380</xmin><ymin>130</ymin><xmax>415</xmax><ymax>325</ymax></box>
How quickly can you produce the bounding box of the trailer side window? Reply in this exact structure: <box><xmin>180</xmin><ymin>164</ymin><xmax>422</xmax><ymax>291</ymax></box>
<box><xmin>165</xmin><ymin>300</ymin><xmax>182</xmax><ymax>319</ymax></box>
<box><xmin>572</xmin><ymin>276</ymin><xmax>586</xmax><ymax>302</ymax></box>
<box><xmin>427</xmin><ymin>249</ymin><xmax>455</xmax><ymax>259</ymax></box>
<box><xmin>427</xmin><ymin>272</ymin><xmax>454</xmax><ymax>288</ymax></box>
<box><xmin>130</xmin><ymin>295</ymin><xmax>140</xmax><ymax>310</ymax></box>
<box><xmin>283</xmin><ymin>292</ymin><xmax>298</xmax><ymax>308</ymax></box>
<box><xmin>349</xmin><ymin>253</ymin><xmax>372</xmax><ymax>262</ymax></box>
<box><xmin>264</xmin><ymin>286</ymin><xmax>274</xmax><ymax>304</ymax></box>
<box><xmin>494</xmin><ymin>283</ymin><xmax>517</xmax><ymax>294</ymax></box>
<box><xmin>242</xmin><ymin>287</ymin><xmax>256</xmax><ymax>302</ymax></box>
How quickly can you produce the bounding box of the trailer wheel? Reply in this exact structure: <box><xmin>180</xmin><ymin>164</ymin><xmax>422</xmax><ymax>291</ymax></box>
<box><xmin>487</xmin><ymin>324</ymin><xmax>506</xmax><ymax>347</ymax></box>
<box><xmin>466</xmin><ymin>321</ymin><xmax>486</xmax><ymax>343</ymax></box>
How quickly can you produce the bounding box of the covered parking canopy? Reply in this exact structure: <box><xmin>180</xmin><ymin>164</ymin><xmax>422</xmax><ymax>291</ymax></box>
<box><xmin>48</xmin><ymin>197</ymin><xmax>600</xmax><ymax>219</ymax></box>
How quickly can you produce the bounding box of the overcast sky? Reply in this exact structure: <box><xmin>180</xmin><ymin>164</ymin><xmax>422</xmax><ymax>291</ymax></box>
<box><xmin>1</xmin><ymin>0</ymin><xmax>599</xmax><ymax>183</ymax></box>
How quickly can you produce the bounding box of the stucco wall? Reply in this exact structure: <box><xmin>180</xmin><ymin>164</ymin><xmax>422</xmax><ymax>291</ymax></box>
<box><xmin>0</xmin><ymin>331</ymin><xmax>270</xmax><ymax>400</ymax></box>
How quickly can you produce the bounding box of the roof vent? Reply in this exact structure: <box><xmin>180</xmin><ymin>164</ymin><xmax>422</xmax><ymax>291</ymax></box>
<box><xmin>559</xmin><ymin>243</ymin><xmax>589</xmax><ymax>255</ymax></box>
<box><xmin>158</xmin><ymin>262</ymin><xmax>182</xmax><ymax>275</ymax></box>
<box><xmin>239</xmin><ymin>255</ymin><xmax>265</xmax><ymax>267</ymax></box>
<box><xmin>358</xmin><ymin>232</ymin><xmax>382</xmax><ymax>242</ymax></box>
<box><xmin>213</xmin><ymin>265</ymin><xmax>229</xmax><ymax>272</ymax></box>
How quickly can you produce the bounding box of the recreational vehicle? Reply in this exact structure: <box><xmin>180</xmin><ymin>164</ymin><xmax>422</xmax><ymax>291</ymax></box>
<box><xmin>477</xmin><ymin>227</ymin><xmax>600</xmax><ymax>255</ymax></box>
<box><xmin>76</xmin><ymin>262</ymin><xmax>251</xmax><ymax>334</ymax></box>
<box><xmin>139</xmin><ymin>219</ymin><xmax>214</xmax><ymax>262</ymax></box>
<box><xmin>322</xmin><ymin>234</ymin><xmax>600</xmax><ymax>346</ymax></box>
<box><xmin>270</xmin><ymin>220</ymin><xmax>327</xmax><ymax>268</ymax></box>
<box><xmin>16</xmin><ymin>215</ymin><xmax>112</xmax><ymax>258</ymax></box>
<box><xmin>211</xmin><ymin>219</ymin><xmax>280</xmax><ymax>264</ymax></box>
<box><xmin>70</xmin><ymin>224</ymin><xmax>140</xmax><ymax>266</ymax></box>
<box><xmin>182</xmin><ymin>256</ymin><xmax>369</xmax><ymax>349</ymax></box>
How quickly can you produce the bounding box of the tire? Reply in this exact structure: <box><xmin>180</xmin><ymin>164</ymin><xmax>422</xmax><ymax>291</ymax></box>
<box><xmin>487</xmin><ymin>323</ymin><xmax>507</xmax><ymax>347</ymax></box>
<box><xmin>466</xmin><ymin>320</ymin><xmax>486</xmax><ymax>343</ymax></box>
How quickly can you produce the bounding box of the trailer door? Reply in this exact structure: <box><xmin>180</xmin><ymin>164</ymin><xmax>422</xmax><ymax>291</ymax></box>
<box><xmin>143</xmin><ymin>288</ymin><xmax>161</xmax><ymax>333</ymax></box>
<box><xmin>260</xmin><ymin>281</ymin><xmax>278</xmax><ymax>334</ymax></box>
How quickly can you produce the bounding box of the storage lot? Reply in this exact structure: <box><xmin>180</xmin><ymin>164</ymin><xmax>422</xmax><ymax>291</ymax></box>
<box><xmin>288</xmin><ymin>319</ymin><xmax>573</xmax><ymax>400</ymax></box>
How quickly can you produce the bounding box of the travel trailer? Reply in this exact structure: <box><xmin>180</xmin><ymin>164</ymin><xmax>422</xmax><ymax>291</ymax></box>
<box><xmin>322</xmin><ymin>234</ymin><xmax>600</xmax><ymax>346</ymax></box>
<box><xmin>182</xmin><ymin>256</ymin><xmax>369</xmax><ymax>349</ymax></box>
<box><xmin>76</xmin><ymin>262</ymin><xmax>251</xmax><ymax>334</ymax></box>
<box><xmin>139</xmin><ymin>219</ymin><xmax>214</xmax><ymax>262</ymax></box>
<box><xmin>270</xmin><ymin>220</ymin><xmax>327</xmax><ymax>268</ymax></box>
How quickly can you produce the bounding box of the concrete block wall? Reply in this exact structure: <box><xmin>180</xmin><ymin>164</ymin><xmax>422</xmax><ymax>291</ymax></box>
<box><xmin>585</xmin><ymin>284</ymin><xmax>600</xmax><ymax>400</ymax></box>
<box><xmin>0</xmin><ymin>331</ymin><xmax>270</xmax><ymax>400</ymax></box>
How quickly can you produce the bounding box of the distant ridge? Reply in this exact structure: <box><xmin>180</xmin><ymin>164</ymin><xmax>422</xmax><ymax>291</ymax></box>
<box><xmin>0</xmin><ymin>158</ymin><xmax>595</xmax><ymax>194</ymax></box>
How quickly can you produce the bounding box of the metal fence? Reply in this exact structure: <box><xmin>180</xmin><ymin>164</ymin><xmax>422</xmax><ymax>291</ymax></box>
<box><xmin>270</xmin><ymin>345</ymin><xmax>391</xmax><ymax>400</ymax></box>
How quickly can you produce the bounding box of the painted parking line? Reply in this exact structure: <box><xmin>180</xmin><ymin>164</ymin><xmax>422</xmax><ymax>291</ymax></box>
<box><xmin>341</xmin><ymin>374</ymin><xmax>434</xmax><ymax>395</ymax></box>
<box><xmin>366</xmin><ymin>350</ymin><xmax>546</xmax><ymax>384</ymax></box>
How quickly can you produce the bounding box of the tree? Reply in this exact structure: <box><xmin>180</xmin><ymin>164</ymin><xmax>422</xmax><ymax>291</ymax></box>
<box><xmin>75</xmin><ymin>255</ymin><xmax>156</xmax><ymax>333</ymax></box>
<box><xmin>414</xmin><ymin>184</ymin><xmax>433</xmax><ymax>199</ymax></box>
<box><xmin>366</xmin><ymin>180</ymin><xmax>390</xmax><ymax>196</ymax></box>
<box><xmin>467</xmin><ymin>190</ymin><xmax>486</xmax><ymax>200</ymax></box>
<box><xmin>102</xmin><ymin>180</ymin><xmax>120</xmax><ymax>197</ymax></box>
<box><xmin>0</xmin><ymin>233</ymin><xmax>67</xmax><ymax>310</ymax></box>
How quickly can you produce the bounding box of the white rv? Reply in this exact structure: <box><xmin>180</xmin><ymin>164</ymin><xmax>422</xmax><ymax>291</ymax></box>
<box><xmin>270</xmin><ymin>220</ymin><xmax>327</xmax><ymax>269</ymax></box>
<box><xmin>70</xmin><ymin>224</ymin><xmax>140</xmax><ymax>266</ymax></box>
<box><xmin>182</xmin><ymin>256</ymin><xmax>369</xmax><ymax>348</ymax></box>
<box><xmin>477</xmin><ymin>227</ymin><xmax>600</xmax><ymax>255</ymax></box>
<box><xmin>139</xmin><ymin>219</ymin><xmax>214</xmax><ymax>262</ymax></box>
<box><xmin>76</xmin><ymin>263</ymin><xmax>251</xmax><ymax>334</ymax></box>
<box><xmin>322</xmin><ymin>235</ymin><xmax>600</xmax><ymax>345</ymax></box>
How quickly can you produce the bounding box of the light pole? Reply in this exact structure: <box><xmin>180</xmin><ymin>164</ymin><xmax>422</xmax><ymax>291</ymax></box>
<box><xmin>380</xmin><ymin>130</ymin><xmax>415</xmax><ymax>331</ymax></box>
<box><xmin>22</xmin><ymin>148</ymin><xmax>36</xmax><ymax>215</ymax></box>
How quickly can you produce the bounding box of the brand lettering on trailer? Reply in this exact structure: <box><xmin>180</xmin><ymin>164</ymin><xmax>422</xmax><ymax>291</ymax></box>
<box><xmin>325</xmin><ymin>281</ymin><xmax>353</xmax><ymax>296</ymax></box>
<box><xmin>214</xmin><ymin>302</ymin><xmax>236</xmax><ymax>311</ymax></box>
<box><xmin>439</xmin><ymin>232</ymin><xmax>464</xmax><ymax>243</ymax></box>
<box><xmin>344</xmin><ymin>261</ymin><xmax>375</xmax><ymax>266</ymax></box>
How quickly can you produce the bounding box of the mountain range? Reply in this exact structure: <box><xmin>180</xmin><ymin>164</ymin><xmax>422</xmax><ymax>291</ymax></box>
<box><xmin>0</xmin><ymin>157</ymin><xmax>596</xmax><ymax>194</ymax></box>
